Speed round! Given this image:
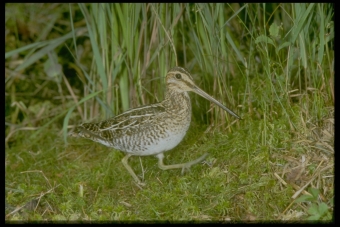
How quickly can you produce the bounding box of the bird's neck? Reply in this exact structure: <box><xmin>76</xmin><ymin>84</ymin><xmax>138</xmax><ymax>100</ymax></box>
<box><xmin>163</xmin><ymin>88</ymin><xmax>191</xmax><ymax>113</ymax></box>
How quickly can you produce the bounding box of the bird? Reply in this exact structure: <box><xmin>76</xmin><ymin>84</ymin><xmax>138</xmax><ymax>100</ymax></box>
<box><xmin>69</xmin><ymin>66</ymin><xmax>241</xmax><ymax>185</ymax></box>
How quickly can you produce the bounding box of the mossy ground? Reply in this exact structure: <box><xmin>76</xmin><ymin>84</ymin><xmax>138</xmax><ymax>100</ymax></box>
<box><xmin>6</xmin><ymin>102</ymin><xmax>333</xmax><ymax>221</ymax></box>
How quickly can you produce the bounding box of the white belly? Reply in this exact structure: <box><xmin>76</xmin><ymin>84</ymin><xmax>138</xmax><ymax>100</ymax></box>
<box><xmin>139</xmin><ymin>129</ymin><xmax>187</xmax><ymax>156</ymax></box>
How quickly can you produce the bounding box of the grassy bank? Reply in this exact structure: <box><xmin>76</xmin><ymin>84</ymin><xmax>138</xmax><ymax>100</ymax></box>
<box><xmin>5</xmin><ymin>3</ymin><xmax>333</xmax><ymax>221</ymax></box>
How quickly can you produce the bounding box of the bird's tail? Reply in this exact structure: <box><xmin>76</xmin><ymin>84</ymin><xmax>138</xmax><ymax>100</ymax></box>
<box><xmin>68</xmin><ymin>126</ymin><xmax>83</xmax><ymax>138</ymax></box>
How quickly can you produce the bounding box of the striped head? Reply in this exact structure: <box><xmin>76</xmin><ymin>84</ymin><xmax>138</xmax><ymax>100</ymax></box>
<box><xmin>166</xmin><ymin>67</ymin><xmax>196</xmax><ymax>93</ymax></box>
<box><xmin>165</xmin><ymin>66</ymin><xmax>241</xmax><ymax>119</ymax></box>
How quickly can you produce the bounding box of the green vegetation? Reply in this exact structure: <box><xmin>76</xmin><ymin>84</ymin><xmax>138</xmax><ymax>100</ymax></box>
<box><xmin>6</xmin><ymin>3</ymin><xmax>333</xmax><ymax>221</ymax></box>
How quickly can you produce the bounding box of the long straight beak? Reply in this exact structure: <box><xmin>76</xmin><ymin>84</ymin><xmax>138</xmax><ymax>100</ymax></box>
<box><xmin>193</xmin><ymin>86</ymin><xmax>241</xmax><ymax>119</ymax></box>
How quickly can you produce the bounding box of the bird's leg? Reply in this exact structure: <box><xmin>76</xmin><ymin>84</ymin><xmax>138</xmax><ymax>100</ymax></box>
<box><xmin>156</xmin><ymin>153</ymin><xmax>209</xmax><ymax>174</ymax></box>
<box><xmin>121</xmin><ymin>154</ymin><xmax>145</xmax><ymax>186</ymax></box>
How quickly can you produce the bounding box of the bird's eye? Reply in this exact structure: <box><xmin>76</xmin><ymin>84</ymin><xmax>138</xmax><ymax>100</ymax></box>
<box><xmin>175</xmin><ymin>73</ymin><xmax>182</xmax><ymax>79</ymax></box>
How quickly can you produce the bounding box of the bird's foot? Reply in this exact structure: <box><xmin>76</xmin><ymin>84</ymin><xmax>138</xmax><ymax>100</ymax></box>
<box><xmin>134</xmin><ymin>181</ymin><xmax>146</xmax><ymax>188</ymax></box>
<box><xmin>181</xmin><ymin>153</ymin><xmax>209</xmax><ymax>174</ymax></box>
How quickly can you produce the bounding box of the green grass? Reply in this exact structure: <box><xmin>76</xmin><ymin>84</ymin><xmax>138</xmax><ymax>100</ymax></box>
<box><xmin>6</xmin><ymin>3</ymin><xmax>333</xmax><ymax>222</ymax></box>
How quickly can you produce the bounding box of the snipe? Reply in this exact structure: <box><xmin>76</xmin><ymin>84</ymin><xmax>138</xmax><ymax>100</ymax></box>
<box><xmin>70</xmin><ymin>67</ymin><xmax>241</xmax><ymax>184</ymax></box>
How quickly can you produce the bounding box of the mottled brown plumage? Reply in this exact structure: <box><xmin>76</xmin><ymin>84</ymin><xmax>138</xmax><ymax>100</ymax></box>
<box><xmin>70</xmin><ymin>67</ymin><xmax>240</xmax><ymax>184</ymax></box>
